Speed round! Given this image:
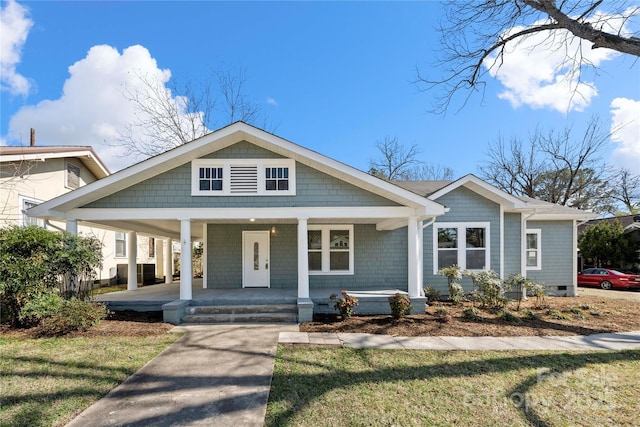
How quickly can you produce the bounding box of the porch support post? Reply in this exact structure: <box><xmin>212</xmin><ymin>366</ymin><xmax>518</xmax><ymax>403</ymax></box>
<box><xmin>180</xmin><ymin>220</ymin><xmax>192</xmax><ymax>300</ymax></box>
<box><xmin>407</xmin><ymin>216</ymin><xmax>427</xmax><ymax>313</ymax></box>
<box><xmin>127</xmin><ymin>231</ymin><xmax>137</xmax><ymax>291</ymax></box>
<box><xmin>66</xmin><ymin>219</ymin><xmax>77</xmax><ymax>235</ymax></box>
<box><xmin>407</xmin><ymin>216</ymin><xmax>421</xmax><ymax>298</ymax></box>
<box><xmin>202</xmin><ymin>223</ymin><xmax>208</xmax><ymax>288</ymax></box>
<box><xmin>164</xmin><ymin>239</ymin><xmax>173</xmax><ymax>284</ymax></box>
<box><xmin>297</xmin><ymin>218</ymin><xmax>309</xmax><ymax>299</ymax></box>
<box><xmin>297</xmin><ymin>217</ymin><xmax>313</xmax><ymax>322</ymax></box>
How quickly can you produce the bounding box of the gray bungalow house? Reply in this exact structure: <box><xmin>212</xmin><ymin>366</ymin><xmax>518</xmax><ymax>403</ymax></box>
<box><xmin>28</xmin><ymin>122</ymin><xmax>596</xmax><ymax>323</ymax></box>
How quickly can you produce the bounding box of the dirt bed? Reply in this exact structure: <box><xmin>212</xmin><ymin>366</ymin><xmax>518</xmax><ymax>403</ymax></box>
<box><xmin>301</xmin><ymin>295</ymin><xmax>640</xmax><ymax>337</ymax></box>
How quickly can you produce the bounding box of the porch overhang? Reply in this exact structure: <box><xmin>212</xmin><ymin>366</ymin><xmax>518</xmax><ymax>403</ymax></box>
<box><xmin>43</xmin><ymin>205</ymin><xmax>439</xmax><ymax>239</ymax></box>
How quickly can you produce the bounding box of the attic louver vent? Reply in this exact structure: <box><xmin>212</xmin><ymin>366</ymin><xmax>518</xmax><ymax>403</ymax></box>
<box><xmin>230</xmin><ymin>165</ymin><xmax>258</xmax><ymax>193</ymax></box>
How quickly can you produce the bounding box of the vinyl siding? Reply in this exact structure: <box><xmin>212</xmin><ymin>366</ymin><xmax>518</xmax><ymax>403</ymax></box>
<box><xmin>525</xmin><ymin>220</ymin><xmax>575</xmax><ymax>295</ymax></box>
<box><xmin>205</xmin><ymin>223</ymin><xmax>407</xmax><ymax>291</ymax></box>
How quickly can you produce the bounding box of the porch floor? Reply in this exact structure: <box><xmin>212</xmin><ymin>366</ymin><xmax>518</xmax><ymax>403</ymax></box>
<box><xmin>94</xmin><ymin>279</ymin><xmax>358</xmax><ymax>309</ymax></box>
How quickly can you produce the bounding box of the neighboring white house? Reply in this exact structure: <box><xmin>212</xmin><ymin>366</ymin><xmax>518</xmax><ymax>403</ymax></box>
<box><xmin>0</xmin><ymin>144</ymin><xmax>171</xmax><ymax>286</ymax></box>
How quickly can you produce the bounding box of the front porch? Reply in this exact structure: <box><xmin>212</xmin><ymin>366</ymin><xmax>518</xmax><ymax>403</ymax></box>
<box><xmin>93</xmin><ymin>279</ymin><xmax>424</xmax><ymax>324</ymax></box>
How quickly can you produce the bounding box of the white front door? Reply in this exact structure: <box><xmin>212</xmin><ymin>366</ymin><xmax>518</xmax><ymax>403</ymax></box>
<box><xmin>242</xmin><ymin>231</ymin><xmax>270</xmax><ymax>288</ymax></box>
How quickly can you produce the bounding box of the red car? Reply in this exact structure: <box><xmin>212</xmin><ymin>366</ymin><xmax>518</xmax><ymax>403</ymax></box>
<box><xmin>578</xmin><ymin>268</ymin><xmax>640</xmax><ymax>290</ymax></box>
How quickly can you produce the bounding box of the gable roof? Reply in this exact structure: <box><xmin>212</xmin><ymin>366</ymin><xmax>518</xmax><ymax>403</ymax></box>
<box><xmin>578</xmin><ymin>214</ymin><xmax>640</xmax><ymax>233</ymax></box>
<box><xmin>0</xmin><ymin>145</ymin><xmax>110</xmax><ymax>179</ymax></box>
<box><xmin>394</xmin><ymin>174</ymin><xmax>597</xmax><ymax>220</ymax></box>
<box><xmin>28</xmin><ymin>122</ymin><xmax>446</xmax><ymax>218</ymax></box>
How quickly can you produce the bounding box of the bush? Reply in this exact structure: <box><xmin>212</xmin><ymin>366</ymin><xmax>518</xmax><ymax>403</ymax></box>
<box><xmin>521</xmin><ymin>309</ymin><xmax>540</xmax><ymax>320</ymax></box>
<box><xmin>439</xmin><ymin>265</ymin><xmax>464</xmax><ymax>304</ymax></box>
<box><xmin>449</xmin><ymin>282</ymin><xmax>465</xmax><ymax>305</ymax></box>
<box><xmin>468</xmin><ymin>270</ymin><xmax>507</xmax><ymax>308</ymax></box>
<box><xmin>37</xmin><ymin>299</ymin><xmax>108</xmax><ymax>337</ymax></box>
<box><xmin>331</xmin><ymin>291</ymin><xmax>358</xmax><ymax>319</ymax></box>
<box><xmin>19</xmin><ymin>291</ymin><xmax>64</xmax><ymax>327</ymax></box>
<box><xmin>496</xmin><ymin>308</ymin><xmax>521</xmax><ymax>324</ymax></box>
<box><xmin>462</xmin><ymin>306</ymin><xmax>482</xmax><ymax>322</ymax></box>
<box><xmin>423</xmin><ymin>286</ymin><xmax>441</xmax><ymax>303</ymax></box>
<box><xmin>388</xmin><ymin>293</ymin><xmax>413</xmax><ymax>319</ymax></box>
<box><xmin>0</xmin><ymin>225</ymin><xmax>102</xmax><ymax>326</ymax></box>
<box><xmin>434</xmin><ymin>307</ymin><xmax>452</xmax><ymax>323</ymax></box>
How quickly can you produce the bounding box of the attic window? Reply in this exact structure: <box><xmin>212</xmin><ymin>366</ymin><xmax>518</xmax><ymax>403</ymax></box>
<box><xmin>66</xmin><ymin>162</ymin><xmax>81</xmax><ymax>189</ymax></box>
<box><xmin>191</xmin><ymin>159</ymin><xmax>295</xmax><ymax>196</ymax></box>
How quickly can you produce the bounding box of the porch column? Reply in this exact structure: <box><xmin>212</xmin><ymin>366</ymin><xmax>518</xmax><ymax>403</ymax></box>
<box><xmin>297</xmin><ymin>218</ymin><xmax>309</xmax><ymax>299</ymax></box>
<box><xmin>202</xmin><ymin>223</ymin><xmax>208</xmax><ymax>288</ymax></box>
<box><xmin>127</xmin><ymin>231</ymin><xmax>137</xmax><ymax>291</ymax></box>
<box><xmin>407</xmin><ymin>216</ymin><xmax>421</xmax><ymax>298</ymax></box>
<box><xmin>164</xmin><ymin>239</ymin><xmax>173</xmax><ymax>284</ymax></box>
<box><xmin>66</xmin><ymin>219</ymin><xmax>77</xmax><ymax>235</ymax></box>
<box><xmin>180</xmin><ymin>220</ymin><xmax>192</xmax><ymax>300</ymax></box>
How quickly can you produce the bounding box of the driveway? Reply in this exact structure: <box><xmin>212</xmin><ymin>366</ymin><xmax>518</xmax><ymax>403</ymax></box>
<box><xmin>579</xmin><ymin>286</ymin><xmax>640</xmax><ymax>302</ymax></box>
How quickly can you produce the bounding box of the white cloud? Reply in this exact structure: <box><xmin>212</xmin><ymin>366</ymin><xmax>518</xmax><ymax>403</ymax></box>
<box><xmin>610</xmin><ymin>97</ymin><xmax>640</xmax><ymax>174</ymax></box>
<box><xmin>486</xmin><ymin>10</ymin><xmax>630</xmax><ymax>113</ymax></box>
<box><xmin>0</xmin><ymin>0</ymin><xmax>33</xmax><ymax>95</ymax></box>
<box><xmin>266</xmin><ymin>97</ymin><xmax>279</xmax><ymax>107</ymax></box>
<box><xmin>6</xmin><ymin>44</ymin><xmax>190</xmax><ymax>171</ymax></box>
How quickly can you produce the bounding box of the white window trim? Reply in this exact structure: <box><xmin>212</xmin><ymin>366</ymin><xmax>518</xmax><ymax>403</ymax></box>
<box><xmin>19</xmin><ymin>195</ymin><xmax>45</xmax><ymax>227</ymax></box>
<box><xmin>191</xmin><ymin>158</ymin><xmax>296</xmax><ymax>196</ymax></box>
<box><xmin>115</xmin><ymin>231</ymin><xmax>127</xmax><ymax>258</ymax></box>
<box><xmin>308</xmin><ymin>225</ymin><xmax>354</xmax><ymax>275</ymax></box>
<box><xmin>433</xmin><ymin>222</ymin><xmax>491</xmax><ymax>274</ymax></box>
<box><xmin>525</xmin><ymin>229</ymin><xmax>542</xmax><ymax>270</ymax></box>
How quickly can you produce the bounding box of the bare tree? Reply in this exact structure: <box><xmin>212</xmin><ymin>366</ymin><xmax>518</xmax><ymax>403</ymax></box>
<box><xmin>610</xmin><ymin>169</ymin><xmax>640</xmax><ymax>214</ymax></box>
<box><xmin>116</xmin><ymin>67</ymin><xmax>269</xmax><ymax>159</ymax></box>
<box><xmin>481</xmin><ymin>116</ymin><xmax>616</xmax><ymax>213</ymax></box>
<box><xmin>417</xmin><ymin>0</ymin><xmax>640</xmax><ymax>113</ymax></box>
<box><xmin>369</xmin><ymin>137</ymin><xmax>454</xmax><ymax>181</ymax></box>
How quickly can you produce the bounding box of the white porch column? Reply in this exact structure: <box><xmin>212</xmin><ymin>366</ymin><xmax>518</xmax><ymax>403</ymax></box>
<box><xmin>297</xmin><ymin>218</ymin><xmax>309</xmax><ymax>299</ymax></box>
<box><xmin>164</xmin><ymin>239</ymin><xmax>173</xmax><ymax>284</ymax></box>
<box><xmin>127</xmin><ymin>231</ymin><xmax>137</xmax><ymax>291</ymax></box>
<box><xmin>66</xmin><ymin>219</ymin><xmax>78</xmax><ymax>235</ymax></box>
<box><xmin>202</xmin><ymin>223</ymin><xmax>208</xmax><ymax>288</ymax></box>
<box><xmin>407</xmin><ymin>216</ymin><xmax>421</xmax><ymax>298</ymax></box>
<box><xmin>180</xmin><ymin>220</ymin><xmax>192</xmax><ymax>300</ymax></box>
<box><xmin>417</xmin><ymin>220</ymin><xmax>424</xmax><ymax>295</ymax></box>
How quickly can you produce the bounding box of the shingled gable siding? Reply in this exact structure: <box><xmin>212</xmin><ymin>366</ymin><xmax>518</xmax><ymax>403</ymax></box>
<box><xmin>84</xmin><ymin>141</ymin><xmax>400</xmax><ymax>209</ymax></box>
<box><xmin>206</xmin><ymin>223</ymin><xmax>407</xmax><ymax>291</ymax></box>
<box><xmin>525</xmin><ymin>220</ymin><xmax>575</xmax><ymax>295</ymax></box>
<box><xmin>422</xmin><ymin>186</ymin><xmax>502</xmax><ymax>296</ymax></box>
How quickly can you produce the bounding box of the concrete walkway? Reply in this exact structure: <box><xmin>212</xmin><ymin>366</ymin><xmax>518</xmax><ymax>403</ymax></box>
<box><xmin>66</xmin><ymin>326</ymin><xmax>640</xmax><ymax>427</ymax></box>
<box><xmin>279</xmin><ymin>330</ymin><xmax>640</xmax><ymax>351</ymax></box>
<box><xmin>66</xmin><ymin>324</ymin><xmax>297</xmax><ymax>427</ymax></box>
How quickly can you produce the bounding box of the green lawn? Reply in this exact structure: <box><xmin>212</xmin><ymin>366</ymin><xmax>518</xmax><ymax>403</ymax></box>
<box><xmin>266</xmin><ymin>347</ymin><xmax>640</xmax><ymax>427</ymax></box>
<box><xmin>0</xmin><ymin>333</ymin><xmax>180</xmax><ymax>427</ymax></box>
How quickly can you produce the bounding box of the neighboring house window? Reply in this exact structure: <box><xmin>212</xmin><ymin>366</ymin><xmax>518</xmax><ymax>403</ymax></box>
<box><xmin>115</xmin><ymin>232</ymin><xmax>127</xmax><ymax>258</ymax></box>
<box><xmin>19</xmin><ymin>195</ymin><xmax>45</xmax><ymax>227</ymax></box>
<box><xmin>66</xmin><ymin>162</ymin><xmax>81</xmax><ymax>189</ymax></box>
<box><xmin>308</xmin><ymin>225</ymin><xmax>354</xmax><ymax>275</ymax></box>
<box><xmin>526</xmin><ymin>229</ymin><xmax>541</xmax><ymax>270</ymax></box>
<box><xmin>149</xmin><ymin>237</ymin><xmax>155</xmax><ymax>258</ymax></box>
<box><xmin>434</xmin><ymin>222</ymin><xmax>490</xmax><ymax>273</ymax></box>
<box><xmin>191</xmin><ymin>159</ymin><xmax>295</xmax><ymax>196</ymax></box>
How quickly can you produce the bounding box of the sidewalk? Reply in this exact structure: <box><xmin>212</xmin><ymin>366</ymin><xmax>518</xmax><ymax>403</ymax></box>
<box><xmin>65</xmin><ymin>326</ymin><xmax>640</xmax><ymax>427</ymax></box>
<box><xmin>279</xmin><ymin>330</ymin><xmax>640</xmax><ymax>351</ymax></box>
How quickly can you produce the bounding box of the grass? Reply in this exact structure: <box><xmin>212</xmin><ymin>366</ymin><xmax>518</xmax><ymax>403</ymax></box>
<box><xmin>90</xmin><ymin>284</ymin><xmax>127</xmax><ymax>295</ymax></box>
<box><xmin>266</xmin><ymin>347</ymin><xmax>640</xmax><ymax>427</ymax></box>
<box><xmin>0</xmin><ymin>333</ymin><xmax>179</xmax><ymax>427</ymax></box>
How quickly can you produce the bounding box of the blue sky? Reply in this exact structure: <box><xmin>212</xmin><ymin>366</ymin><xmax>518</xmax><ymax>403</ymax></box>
<box><xmin>1</xmin><ymin>0</ymin><xmax>639</xmax><ymax>176</ymax></box>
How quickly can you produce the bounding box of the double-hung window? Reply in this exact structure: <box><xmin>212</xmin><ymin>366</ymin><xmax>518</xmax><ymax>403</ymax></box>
<box><xmin>434</xmin><ymin>222</ymin><xmax>490</xmax><ymax>273</ymax></box>
<box><xmin>525</xmin><ymin>229</ymin><xmax>541</xmax><ymax>270</ymax></box>
<box><xmin>191</xmin><ymin>159</ymin><xmax>295</xmax><ymax>195</ymax></box>
<box><xmin>19</xmin><ymin>195</ymin><xmax>45</xmax><ymax>227</ymax></box>
<box><xmin>115</xmin><ymin>232</ymin><xmax>127</xmax><ymax>258</ymax></box>
<box><xmin>308</xmin><ymin>225</ymin><xmax>354</xmax><ymax>275</ymax></box>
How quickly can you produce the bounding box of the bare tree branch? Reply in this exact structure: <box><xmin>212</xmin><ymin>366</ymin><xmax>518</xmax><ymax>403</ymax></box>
<box><xmin>417</xmin><ymin>0</ymin><xmax>640</xmax><ymax>114</ymax></box>
<box><xmin>369</xmin><ymin>137</ymin><xmax>454</xmax><ymax>181</ymax></box>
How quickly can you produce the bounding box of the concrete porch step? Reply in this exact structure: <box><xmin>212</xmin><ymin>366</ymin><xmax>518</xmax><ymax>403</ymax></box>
<box><xmin>186</xmin><ymin>304</ymin><xmax>297</xmax><ymax>315</ymax></box>
<box><xmin>181</xmin><ymin>304</ymin><xmax>298</xmax><ymax>324</ymax></box>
